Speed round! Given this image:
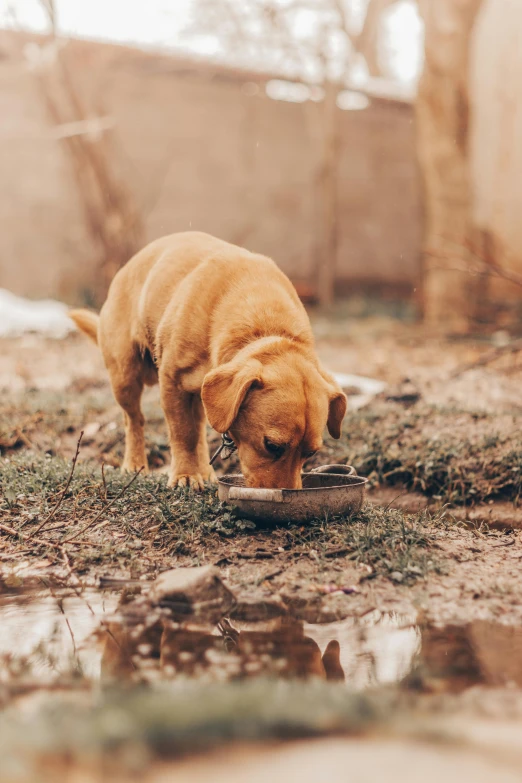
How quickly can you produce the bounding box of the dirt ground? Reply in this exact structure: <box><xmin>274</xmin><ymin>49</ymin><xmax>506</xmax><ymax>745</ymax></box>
<box><xmin>1</xmin><ymin>319</ymin><xmax>521</xmax><ymax>626</ymax></box>
<box><xmin>1</xmin><ymin>318</ymin><xmax>522</xmax><ymax>781</ymax></box>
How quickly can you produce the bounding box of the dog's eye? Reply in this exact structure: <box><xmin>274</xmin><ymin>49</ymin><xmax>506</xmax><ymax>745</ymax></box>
<box><xmin>303</xmin><ymin>450</ymin><xmax>317</xmax><ymax>459</ymax></box>
<box><xmin>264</xmin><ymin>438</ymin><xmax>285</xmax><ymax>459</ymax></box>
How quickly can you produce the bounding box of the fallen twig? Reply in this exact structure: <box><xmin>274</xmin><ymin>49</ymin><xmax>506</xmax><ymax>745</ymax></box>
<box><xmin>0</xmin><ymin>522</ymin><xmax>61</xmax><ymax>550</ymax></box>
<box><xmin>44</xmin><ymin>579</ymin><xmax>78</xmax><ymax>655</ymax></box>
<box><xmin>450</xmin><ymin>338</ymin><xmax>522</xmax><ymax>378</ymax></box>
<box><xmin>101</xmin><ymin>462</ymin><xmax>108</xmax><ymax>501</ymax></box>
<box><xmin>429</xmin><ymin>235</ymin><xmax>522</xmax><ymax>289</ymax></box>
<box><xmin>261</xmin><ymin>568</ymin><xmax>284</xmax><ymax>581</ymax></box>
<box><xmin>323</xmin><ymin>546</ymin><xmax>352</xmax><ymax>558</ymax></box>
<box><xmin>98</xmin><ymin>575</ymin><xmax>144</xmax><ymax>588</ymax></box>
<box><xmin>61</xmin><ymin>468</ymin><xmax>143</xmax><ymax>543</ymax></box>
<box><xmin>383</xmin><ymin>491</ymin><xmax>411</xmax><ymax>512</ymax></box>
<box><xmin>2</xmin><ymin>680</ymin><xmax>91</xmax><ymax>698</ymax></box>
<box><xmin>237</xmin><ymin>550</ymin><xmax>275</xmax><ymax>560</ymax></box>
<box><xmin>29</xmin><ymin>432</ymin><xmax>83</xmax><ymax>539</ymax></box>
<box><xmin>14</xmin><ymin>428</ymin><xmax>33</xmax><ymax>449</ymax></box>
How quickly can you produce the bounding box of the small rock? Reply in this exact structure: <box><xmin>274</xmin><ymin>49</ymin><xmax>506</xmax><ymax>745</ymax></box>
<box><xmin>341</xmin><ymin>585</ymin><xmax>360</xmax><ymax>595</ymax></box>
<box><xmin>390</xmin><ymin>571</ymin><xmax>404</xmax><ymax>583</ymax></box>
<box><xmin>492</xmin><ymin>330</ymin><xmax>511</xmax><ymax>347</ymax></box>
<box><xmin>230</xmin><ymin>594</ymin><xmax>287</xmax><ymax>622</ymax></box>
<box><xmin>83</xmin><ymin>422</ymin><xmax>101</xmax><ymax>441</ymax></box>
<box><xmin>385</xmin><ymin>378</ymin><xmax>421</xmax><ymax>405</ymax></box>
<box><xmin>150</xmin><ymin>566</ymin><xmax>235</xmax><ymax>624</ymax></box>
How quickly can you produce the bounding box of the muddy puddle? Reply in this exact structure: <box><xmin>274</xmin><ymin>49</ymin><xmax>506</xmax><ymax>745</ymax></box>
<box><xmin>0</xmin><ymin>585</ymin><xmax>418</xmax><ymax>689</ymax></box>
<box><xmin>2</xmin><ymin>574</ymin><xmax>522</xmax><ymax>695</ymax></box>
<box><xmin>0</xmin><ymin>587</ymin><xmax>117</xmax><ymax>683</ymax></box>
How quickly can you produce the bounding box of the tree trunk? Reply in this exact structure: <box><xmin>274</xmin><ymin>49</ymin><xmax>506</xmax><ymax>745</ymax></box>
<box><xmin>317</xmin><ymin>81</ymin><xmax>340</xmax><ymax>308</ymax></box>
<box><xmin>416</xmin><ymin>0</ymin><xmax>484</xmax><ymax>332</ymax></box>
<box><xmin>37</xmin><ymin>41</ymin><xmax>144</xmax><ymax>304</ymax></box>
<box><xmin>355</xmin><ymin>0</ymin><xmax>397</xmax><ymax>77</ymax></box>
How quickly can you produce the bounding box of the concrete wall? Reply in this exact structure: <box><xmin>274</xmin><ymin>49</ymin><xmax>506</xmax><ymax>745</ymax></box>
<box><xmin>0</xmin><ymin>33</ymin><xmax>421</xmax><ymax>303</ymax></box>
<box><xmin>471</xmin><ymin>0</ymin><xmax>522</xmax><ymax>303</ymax></box>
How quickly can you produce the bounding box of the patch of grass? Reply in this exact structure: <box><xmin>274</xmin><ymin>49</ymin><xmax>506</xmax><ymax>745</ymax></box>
<box><xmin>0</xmin><ymin>387</ymin><xmax>218</xmax><ymax>470</ymax></box>
<box><xmin>340</xmin><ymin>504</ymin><xmax>439</xmax><ymax>580</ymax></box>
<box><xmin>5</xmin><ymin>388</ymin><xmax>521</xmax><ymax>505</ymax></box>
<box><xmin>283</xmin><ymin>504</ymin><xmax>442</xmax><ymax>583</ymax></box>
<box><xmin>313</xmin><ymin>401</ymin><xmax>522</xmax><ymax>505</ymax></box>
<box><xmin>0</xmin><ymin>453</ymin><xmax>441</xmax><ymax>584</ymax></box>
<box><xmin>0</xmin><ymin>387</ymin><xmax>112</xmax><ymax>443</ymax></box>
<box><xmin>0</xmin><ymin>680</ymin><xmax>393</xmax><ymax>772</ymax></box>
<box><xmin>0</xmin><ymin>453</ymin><xmax>223</xmax><ymax>567</ymax></box>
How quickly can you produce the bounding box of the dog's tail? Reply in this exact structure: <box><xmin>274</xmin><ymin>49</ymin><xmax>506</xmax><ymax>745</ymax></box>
<box><xmin>68</xmin><ymin>309</ymin><xmax>100</xmax><ymax>345</ymax></box>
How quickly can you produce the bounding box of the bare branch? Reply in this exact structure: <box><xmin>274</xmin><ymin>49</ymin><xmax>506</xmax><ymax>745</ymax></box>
<box><xmin>39</xmin><ymin>0</ymin><xmax>56</xmax><ymax>35</ymax></box>
<box><xmin>354</xmin><ymin>0</ymin><xmax>397</xmax><ymax>77</ymax></box>
<box><xmin>30</xmin><ymin>432</ymin><xmax>83</xmax><ymax>539</ymax></box>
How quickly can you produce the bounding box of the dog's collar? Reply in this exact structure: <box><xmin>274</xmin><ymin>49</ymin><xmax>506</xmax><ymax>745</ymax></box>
<box><xmin>209</xmin><ymin>432</ymin><xmax>237</xmax><ymax>466</ymax></box>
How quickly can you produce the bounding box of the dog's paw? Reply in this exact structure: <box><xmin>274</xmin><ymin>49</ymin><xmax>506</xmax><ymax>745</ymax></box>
<box><xmin>168</xmin><ymin>470</ymin><xmax>217</xmax><ymax>491</ymax></box>
<box><xmin>121</xmin><ymin>462</ymin><xmax>149</xmax><ymax>475</ymax></box>
<box><xmin>169</xmin><ymin>473</ymin><xmax>206</xmax><ymax>491</ymax></box>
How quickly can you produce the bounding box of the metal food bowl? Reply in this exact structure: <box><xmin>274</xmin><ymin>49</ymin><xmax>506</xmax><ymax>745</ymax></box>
<box><xmin>218</xmin><ymin>464</ymin><xmax>367</xmax><ymax>524</ymax></box>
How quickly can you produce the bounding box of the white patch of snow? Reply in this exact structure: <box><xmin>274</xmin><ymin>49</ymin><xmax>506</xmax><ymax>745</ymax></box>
<box><xmin>332</xmin><ymin>372</ymin><xmax>386</xmax><ymax>411</ymax></box>
<box><xmin>0</xmin><ymin>289</ymin><xmax>74</xmax><ymax>339</ymax></box>
<box><xmin>332</xmin><ymin>373</ymin><xmax>386</xmax><ymax>396</ymax></box>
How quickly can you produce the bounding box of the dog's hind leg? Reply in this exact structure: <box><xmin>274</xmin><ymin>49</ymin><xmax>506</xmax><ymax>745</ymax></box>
<box><xmin>107</xmin><ymin>355</ymin><xmax>148</xmax><ymax>474</ymax></box>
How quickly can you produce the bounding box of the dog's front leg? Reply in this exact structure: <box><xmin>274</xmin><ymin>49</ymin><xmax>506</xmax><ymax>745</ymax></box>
<box><xmin>159</xmin><ymin>373</ymin><xmax>217</xmax><ymax>490</ymax></box>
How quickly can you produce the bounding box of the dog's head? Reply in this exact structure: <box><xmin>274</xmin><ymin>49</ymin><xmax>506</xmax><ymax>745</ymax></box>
<box><xmin>202</xmin><ymin>341</ymin><xmax>346</xmax><ymax>488</ymax></box>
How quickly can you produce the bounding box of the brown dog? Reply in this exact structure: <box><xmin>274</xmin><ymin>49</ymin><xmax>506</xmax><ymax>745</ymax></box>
<box><xmin>69</xmin><ymin>232</ymin><xmax>346</xmax><ymax>489</ymax></box>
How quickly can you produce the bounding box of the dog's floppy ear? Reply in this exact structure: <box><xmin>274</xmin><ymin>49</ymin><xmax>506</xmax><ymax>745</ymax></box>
<box><xmin>327</xmin><ymin>392</ymin><xmax>347</xmax><ymax>439</ymax></box>
<box><xmin>319</xmin><ymin>367</ymin><xmax>347</xmax><ymax>439</ymax></box>
<box><xmin>322</xmin><ymin>639</ymin><xmax>345</xmax><ymax>682</ymax></box>
<box><xmin>202</xmin><ymin>358</ymin><xmax>263</xmax><ymax>433</ymax></box>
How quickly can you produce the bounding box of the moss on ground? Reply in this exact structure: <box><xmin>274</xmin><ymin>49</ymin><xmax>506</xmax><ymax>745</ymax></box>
<box><xmin>0</xmin><ymin>453</ymin><xmax>442</xmax><ymax>583</ymax></box>
<box><xmin>2</xmin><ymin>390</ymin><xmax>521</xmax><ymax>505</ymax></box>
<box><xmin>0</xmin><ymin>680</ymin><xmax>394</xmax><ymax>774</ymax></box>
<box><xmin>2</xmin><ymin>385</ymin><xmax>520</xmax><ymax>585</ymax></box>
<box><xmin>316</xmin><ymin>401</ymin><xmax>522</xmax><ymax>505</ymax></box>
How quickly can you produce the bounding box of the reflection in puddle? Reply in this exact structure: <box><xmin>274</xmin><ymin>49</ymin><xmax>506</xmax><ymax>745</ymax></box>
<box><xmin>408</xmin><ymin>622</ymin><xmax>522</xmax><ymax>692</ymax></box>
<box><xmin>0</xmin><ymin>588</ymin><xmax>419</xmax><ymax>689</ymax></box>
<box><xmin>0</xmin><ymin>589</ymin><xmax>118</xmax><ymax>682</ymax></box>
<box><xmin>99</xmin><ymin>595</ymin><xmax>421</xmax><ymax>687</ymax></box>
<box><xmin>103</xmin><ymin>616</ymin><xmax>344</xmax><ymax>683</ymax></box>
<box><xmin>2</xmin><ymin>585</ymin><xmax>522</xmax><ymax>695</ymax></box>
<box><xmin>304</xmin><ymin>614</ymin><xmax>420</xmax><ymax>690</ymax></box>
